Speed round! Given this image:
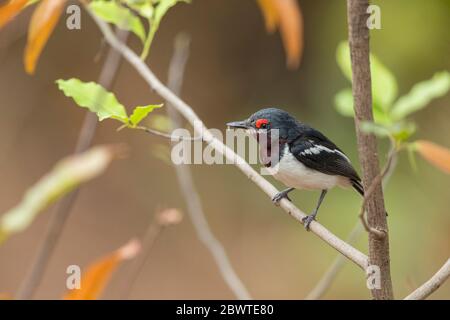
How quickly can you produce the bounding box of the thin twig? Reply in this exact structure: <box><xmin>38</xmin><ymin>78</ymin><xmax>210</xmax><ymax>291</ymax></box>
<box><xmin>119</xmin><ymin>208</ymin><xmax>183</xmax><ymax>299</ymax></box>
<box><xmin>404</xmin><ymin>259</ymin><xmax>450</xmax><ymax>300</ymax></box>
<box><xmin>90</xmin><ymin>12</ymin><xmax>370</xmax><ymax>271</ymax></box>
<box><xmin>305</xmin><ymin>222</ymin><xmax>363</xmax><ymax>300</ymax></box>
<box><xmin>15</xmin><ymin>29</ymin><xmax>129</xmax><ymax>300</ymax></box>
<box><xmin>358</xmin><ymin>140</ymin><xmax>397</xmax><ymax>238</ymax></box>
<box><xmin>164</xmin><ymin>33</ymin><xmax>251</xmax><ymax>299</ymax></box>
<box><xmin>135</xmin><ymin>125</ymin><xmax>202</xmax><ymax>141</ymax></box>
<box><xmin>120</xmin><ymin>218</ymin><xmax>164</xmax><ymax>299</ymax></box>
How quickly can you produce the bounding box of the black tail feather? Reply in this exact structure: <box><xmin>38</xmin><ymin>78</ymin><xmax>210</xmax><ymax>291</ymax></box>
<box><xmin>351</xmin><ymin>179</ymin><xmax>364</xmax><ymax>197</ymax></box>
<box><xmin>352</xmin><ymin>179</ymin><xmax>388</xmax><ymax>216</ymax></box>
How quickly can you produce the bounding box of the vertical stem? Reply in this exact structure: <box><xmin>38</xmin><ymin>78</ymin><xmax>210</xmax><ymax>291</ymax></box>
<box><xmin>165</xmin><ymin>34</ymin><xmax>251</xmax><ymax>300</ymax></box>
<box><xmin>16</xmin><ymin>29</ymin><xmax>129</xmax><ymax>300</ymax></box>
<box><xmin>120</xmin><ymin>220</ymin><xmax>163</xmax><ymax>299</ymax></box>
<box><xmin>346</xmin><ymin>0</ymin><xmax>394</xmax><ymax>299</ymax></box>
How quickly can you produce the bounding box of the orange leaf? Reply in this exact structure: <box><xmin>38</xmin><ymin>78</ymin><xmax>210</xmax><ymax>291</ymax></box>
<box><xmin>257</xmin><ymin>0</ymin><xmax>303</xmax><ymax>69</ymax></box>
<box><xmin>274</xmin><ymin>0</ymin><xmax>303</xmax><ymax>69</ymax></box>
<box><xmin>64</xmin><ymin>239</ymin><xmax>141</xmax><ymax>300</ymax></box>
<box><xmin>0</xmin><ymin>0</ymin><xmax>29</xmax><ymax>30</ymax></box>
<box><xmin>257</xmin><ymin>0</ymin><xmax>279</xmax><ymax>33</ymax></box>
<box><xmin>24</xmin><ymin>0</ymin><xmax>66</xmax><ymax>74</ymax></box>
<box><xmin>416</xmin><ymin>140</ymin><xmax>450</xmax><ymax>174</ymax></box>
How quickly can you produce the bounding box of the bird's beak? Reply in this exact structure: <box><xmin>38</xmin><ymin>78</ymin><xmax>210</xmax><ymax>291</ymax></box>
<box><xmin>226</xmin><ymin>120</ymin><xmax>251</xmax><ymax>129</ymax></box>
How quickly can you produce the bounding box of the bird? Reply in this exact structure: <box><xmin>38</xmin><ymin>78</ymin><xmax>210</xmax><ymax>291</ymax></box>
<box><xmin>227</xmin><ymin>107</ymin><xmax>364</xmax><ymax>230</ymax></box>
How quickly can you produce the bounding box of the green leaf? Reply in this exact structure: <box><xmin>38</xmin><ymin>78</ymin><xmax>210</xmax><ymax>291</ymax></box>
<box><xmin>129</xmin><ymin>104</ymin><xmax>163</xmax><ymax>127</ymax></box>
<box><xmin>336</xmin><ymin>42</ymin><xmax>353</xmax><ymax>82</ymax></box>
<box><xmin>360</xmin><ymin>121</ymin><xmax>391</xmax><ymax>138</ymax></box>
<box><xmin>123</xmin><ymin>0</ymin><xmax>154</xmax><ymax>19</ymax></box>
<box><xmin>370</xmin><ymin>54</ymin><xmax>398</xmax><ymax>112</ymax></box>
<box><xmin>56</xmin><ymin>78</ymin><xmax>129</xmax><ymax>123</ymax></box>
<box><xmin>390</xmin><ymin>121</ymin><xmax>416</xmax><ymax>142</ymax></box>
<box><xmin>391</xmin><ymin>71</ymin><xmax>450</xmax><ymax>120</ymax></box>
<box><xmin>140</xmin><ymin>0</ymin><xmax>190</xmax><ymax>59</ymax></box>
<box><xmin>334</xmin><ymin>87</ymin><xmax>392</xmax><ymax>125</ymax></box>
<box><xmin>334</xmin><ymin>88</ymin><xmax>354</xmax><ymax>117</ymax></box>
<box><xmin>0</xmin><ymin>145</ymin><xmax>120</xmax><ymax>245</ymax></box>
<box><xmin>336</xmin><ymin>41</ymin><xmax>398</xmax><ymax>112</ymax></box>
<box><xmin>90</xmin><ymin>0</ymin><xmax>146</xmax><ymax>43</ymax></box>
<box><xmin>360</xmin><ymin>121</ymin><xmax>416</xmax><ymax>142</ymax></box>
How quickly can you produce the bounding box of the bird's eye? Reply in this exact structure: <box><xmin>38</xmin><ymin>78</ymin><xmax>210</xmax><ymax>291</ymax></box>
<box><xmin>256</xmin><ymin>118</ymin><xmax>269</xmax><ymax>129</ymax></box>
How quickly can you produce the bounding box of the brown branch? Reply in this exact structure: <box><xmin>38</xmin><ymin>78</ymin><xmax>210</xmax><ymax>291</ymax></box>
<box><xmin>135</xmin><ymin>125</ymin><xmax>202</xmax><ymax>141</ymax></box>
<box><xmin>120</xmin><ymin>220</ymin><xmax>163</xmax><ymax>299</ymax></box>
<box><xmin>119</xmin><ymin>208</ymin><xmax>183</xmax><ymax>299</ymax></box>
<box><xmin>90</xmin><ymin>12</ymin><xmax>370</xmax><ymax>272</ymax></box>
<box><xmin>305</xmin><ymin>221</ymin><xmax>364</xmax><ymax>300</ymax></box>
<box><xmin>306</xmin><ymin>142</ymin><xmax>398</xmax><ymax>299</ymax></box>
<box><xmin>15</xmin><ymin>29</ymin><xmax>129</xmax><ymax>300</ymax></box>
<box><xmin>404</xmin><ymin>259</ymin><xmax>450</xmax><ymax>300</ymax></box>
<box><xmin>346</xmin><ymin>0</ymin><xmax>394</xmax><ymax>299</ymax></box>
<box><xmin>358</xmin><ymin>141</ymin><xmax>396</xmax><ymax>237</ymax></box>
<box><xmin>164</xmin><ymin>34</ymin><xmax>251</xmax><ymax>299</ymax></box>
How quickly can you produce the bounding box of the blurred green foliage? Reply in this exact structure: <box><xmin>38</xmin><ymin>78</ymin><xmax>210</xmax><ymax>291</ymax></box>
<box><xmin>0</xmin><ymin>146</ymin><xmax>119</xmax><ymax>245</ymax></box>
<box><xmin>90</xmin><ymin>0</ymin><xmax>147</xmax><ymax>43</ymax></box>
<box><xmin>335</xmin><ymin>41</ymin><xmax>450</xmax><ymax>146</ymax></box>
<box><xmin>89</xmin><ymin>0</ymin><xmax>190</xmax><ymax>59</ymax></box>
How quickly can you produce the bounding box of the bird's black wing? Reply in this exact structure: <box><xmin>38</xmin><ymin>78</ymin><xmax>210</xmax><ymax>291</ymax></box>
<box><xmin>289</xmin><ymin>127</ymin><xmax>362</xmax><ymax>185</ymax></box>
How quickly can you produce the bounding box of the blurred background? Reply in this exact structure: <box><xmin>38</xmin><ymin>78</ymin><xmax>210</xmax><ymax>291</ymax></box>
<box><xmin>0</xmin><ymin>0</ymin><xmax>449</xmax><ymax>299</ymax></box>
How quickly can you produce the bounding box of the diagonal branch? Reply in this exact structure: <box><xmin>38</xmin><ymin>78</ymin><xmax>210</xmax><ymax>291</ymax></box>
<box><xmin>89</xmin><ymin>11</ymin><xmax>370</xmax><ymax>272</ymax></box>
<box><xmin>164</xmin><ymin>34</ymin><xmax>251</xmax><ymax>299</ymax></box>
<box><xmin>305</xmin><ymin>222</ymin><xmax>364</xmax><ymax>300</ymax></box>
<box><xmin>404</xmin><ymin>259</ymin><xmax>450</xmax><ymax>300</ymax></box>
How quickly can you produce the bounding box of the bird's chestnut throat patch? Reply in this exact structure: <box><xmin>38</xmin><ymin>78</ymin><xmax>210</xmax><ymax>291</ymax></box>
<box><xmin>256</xmin><ymin>130</ymin><xmax>287</xmax><ymax>168</ymax></box>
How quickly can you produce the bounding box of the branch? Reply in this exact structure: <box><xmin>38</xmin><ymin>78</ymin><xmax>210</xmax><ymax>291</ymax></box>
<box><xmin>305</xmin><ymin>222</ymin><xmax>364</xmax><ymax>300</ymax></box>
<box><xmin>164</xmin><ymin>34</ymin><xmax>251</xmax><ymax>299</ymax></box>
<box><xmin>346</xmin><ymin>0</ymin><xmax>394</xmax><ymax>299</ymax></box>
<box><xmin>404</xmin><ymin>259</ymin><xmax>450</xmax><ymax>300</ymax></box>
<box><xmin>119</xmin><ymin>208</ymin><xmax>179</xmax><ymax>299</ymax></box>
<box><xmin>16</xmin><ymin>29</ymin><xmax>129</xmax><ymax>300</ymax></box>
<box><xmin>89</xmin><ymin>12</ymin><xmax>370</xmax><ymax>272</ymax></box>
<box><xmin>135</xmin><ymin>125</ymin><xmax>202</xmax><ymax>141</ymax></box>
<box><xmin>358</xmin><ymin>141</ymin><xmax>397</xmax><ymax>237</ymax></box>
<box><xmin>306</xmin><ymin>143</ymin><xmax>398</xmax><ymax>299</ymax></box>
<box><xmin>121</xmin><ymin>222</ymin><xmax>163</xmax><ymax>299</ymax></box>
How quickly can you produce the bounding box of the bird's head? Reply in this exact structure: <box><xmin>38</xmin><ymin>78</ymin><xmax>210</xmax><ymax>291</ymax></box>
<box><xmin>227</xmin><ymin>108</ymin><xmax>301</xmax><ymax>141</ymax></box>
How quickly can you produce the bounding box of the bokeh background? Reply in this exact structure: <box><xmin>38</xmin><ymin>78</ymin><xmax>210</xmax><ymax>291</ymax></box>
<box><xmin>0</xmin><ymin>0</ymin><xmax>449</xmax><ymax>299</ymax></box>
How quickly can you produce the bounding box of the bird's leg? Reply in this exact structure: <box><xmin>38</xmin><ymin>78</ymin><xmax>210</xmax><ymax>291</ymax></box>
<box><xmin>272</xmin><ymin>187</ymin><xmax>295</xmax><ymax>205</ymax></box>
<box><xmin>303</xmin><ymin>189</ymin><xmax>328</xmax><ymax>231</ymax></box>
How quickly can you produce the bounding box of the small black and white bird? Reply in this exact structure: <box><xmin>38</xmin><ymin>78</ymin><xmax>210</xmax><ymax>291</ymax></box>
<box><xmin>227</xmin><ymin>107</ymin><xmax>364</xmax><ymax>230</ymax></box>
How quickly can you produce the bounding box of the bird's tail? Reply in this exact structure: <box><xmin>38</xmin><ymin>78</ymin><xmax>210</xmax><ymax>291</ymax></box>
<box><xmin>351</xmin><ymin>179</ymin><xmax>364</xmax><ymax>197</ymax></box>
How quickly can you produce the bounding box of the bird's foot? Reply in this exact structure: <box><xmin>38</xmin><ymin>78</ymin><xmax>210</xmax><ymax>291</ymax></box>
<box><xmin>272</xmin><ymin>191</ymin><xmax>291</xmax><ymax>205</ymax></box>
<box><xmin>302</xmin><ymin>214</ymin><xmax>316</xmax><ymax>231</ymax></box>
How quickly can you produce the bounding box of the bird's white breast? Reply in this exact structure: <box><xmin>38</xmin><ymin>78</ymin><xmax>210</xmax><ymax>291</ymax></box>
<box><xmin>266</xmin><ymin>145</ymin><xmax>347</xmax><ymax>190</ymax></box>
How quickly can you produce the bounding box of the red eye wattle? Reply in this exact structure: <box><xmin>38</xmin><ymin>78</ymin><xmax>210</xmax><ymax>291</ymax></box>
<box><xmin>256</xmin><ymin>118</ymin><xmax>269</xmax><ymax>129</ymax></box>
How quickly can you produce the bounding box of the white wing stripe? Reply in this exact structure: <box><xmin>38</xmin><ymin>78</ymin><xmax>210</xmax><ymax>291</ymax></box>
<box><xmin>299</xmin><ymin>145</ymin><xmax>350</xmax><ymax>162</ymax></box>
